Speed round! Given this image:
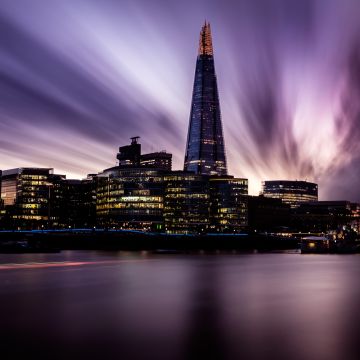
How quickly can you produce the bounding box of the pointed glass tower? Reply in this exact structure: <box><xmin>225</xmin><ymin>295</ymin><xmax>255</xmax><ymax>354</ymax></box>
<box><xmin>184</xmin><ymin>22</ymin><xmax>227</xmax><ymax>176</ymax></box>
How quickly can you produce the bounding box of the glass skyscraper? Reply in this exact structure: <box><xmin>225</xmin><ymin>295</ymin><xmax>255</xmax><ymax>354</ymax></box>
<box><xmin>184</xmin><ymin>22</ymin><xmax>227</xmax><ymax>176</ymax></box>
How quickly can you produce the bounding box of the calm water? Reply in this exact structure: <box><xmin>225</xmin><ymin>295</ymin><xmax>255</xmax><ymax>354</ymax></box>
<box><xmin>1</xmin><ymin>251</ymin><xmax>360</xmax><ymax>360</ymax></box>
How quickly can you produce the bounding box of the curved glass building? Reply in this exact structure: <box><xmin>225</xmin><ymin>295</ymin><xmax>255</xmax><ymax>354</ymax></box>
<box><xmin>262</xmin><ymin>180</ymin><xmax>318</xmax><ymax>208</ymax></box>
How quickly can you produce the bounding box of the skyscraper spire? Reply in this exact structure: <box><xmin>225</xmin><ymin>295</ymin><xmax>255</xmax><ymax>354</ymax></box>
<box><xmin>184</xmin><ymin>22</ymin><xmax>227</xmax><ymax>176</ymax></box>
<box><xmin>198</xmin><ymin>21</ymin><xmax>213</xmax><ymax>56</ymax></box>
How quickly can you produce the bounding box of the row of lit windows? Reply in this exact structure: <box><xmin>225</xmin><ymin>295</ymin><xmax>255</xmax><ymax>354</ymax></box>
<box><xmin>107</xmin><ymin>203</ymin><xmax>163</xmax><ymax>209</ymax></box>
<box><xmin>165</xmin><ymin>194</ymin><xmax>209</xmax><ymax>199</ymax></box>
<box><xmin>13</xmin><ymin>215</ymin><xmax>47</xmax><ymax>220</ymax></box>
<box><xmin>20</xmin><ymin>175</ymin><xmax>48</xmax><ymax>180</ymax></box>
<box><xmin>19</xmin><ymin>204</ymin><xmax>41</xmax><ymax>209</ymax></box>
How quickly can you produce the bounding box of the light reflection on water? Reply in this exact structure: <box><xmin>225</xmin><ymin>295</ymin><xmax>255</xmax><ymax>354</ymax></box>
<box><xmin>0</xmin><ymin>252</ymin><xmax>360</xmax><ymax>360</ymax></box>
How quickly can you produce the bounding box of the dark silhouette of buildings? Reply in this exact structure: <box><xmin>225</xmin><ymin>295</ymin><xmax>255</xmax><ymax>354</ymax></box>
<box><xmin>247</xmin><ymin>195</ymin><xmax>291</xmax><ymax>232</ymax></box>
<box><xmin>291</xmin><ymin>201</ymin><xmax>360</xmax><ymax>232</ymax></box>
<box><xmin>117</xmin><ymin>136</ymin><xmax>141</xmax><ymax>167</ymax></box>
<box><xmin>184</xmin><ymin>22</ymin><xmax>227</xmax><ymax>176</ymax></box>
<box><xmin>117</xmin><ymin>136</ymin><xmax>172</xmax><ymax>171</ymax></box>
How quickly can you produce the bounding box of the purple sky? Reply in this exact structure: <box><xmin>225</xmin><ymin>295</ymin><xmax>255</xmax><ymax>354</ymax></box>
<box><xmin>1</xmin><ymin>0</ymin><xmax>360</xmax><ymax>200</ymax></box>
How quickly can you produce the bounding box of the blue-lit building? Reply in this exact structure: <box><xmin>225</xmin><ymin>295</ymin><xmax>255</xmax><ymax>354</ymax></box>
<box><xmin>184</xmin><ymin>22</ymin><xmax>227</xmax><ymax>176</ymax></box>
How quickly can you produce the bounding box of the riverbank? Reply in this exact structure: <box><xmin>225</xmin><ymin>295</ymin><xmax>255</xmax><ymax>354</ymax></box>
<box><xmin>0</xmin><ymin>230</ymin><xmax>299</xmax><ymax>252</ymax></box>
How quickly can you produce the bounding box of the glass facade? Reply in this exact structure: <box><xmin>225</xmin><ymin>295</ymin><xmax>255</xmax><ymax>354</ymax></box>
<box><xmin>164</xmin><ymin>172</ymin><xmax>210</xmax><ymax>234</ymax></box>
<box><xmin>209</xmin><ymin>177</ymin><xmax>248</xmax><ymax>232</ymax></box>
<box><xmin>184</xmin><ymin>22</ymin><xmax>227</xmax><ymax>176</ymax></box>
<box><xmin>50</xmin><ymin>176</ymin><xmax>96</xmax><ymax>229</ymax></box>
<box><xmin>0</xmin><ymin>168</ymin><xmax>53</xmax><ymax>229</ymax></box>
<box><xmin>96</xmin><ymin>167</ymin><xmax>166</xmax><ymax>231</ymax></box>
<box><xmin>140</xmin><ymin>152</ymin><xmax>172</xmax><ymax>171</ymax></box>
<box><xmin>262</xmin><ymin>180</ymin><xmax>318</xmax><ymax>208</ymax></box>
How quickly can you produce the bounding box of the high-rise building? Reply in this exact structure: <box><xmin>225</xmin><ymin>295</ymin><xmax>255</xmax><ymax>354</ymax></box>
<box><xmin>184</xmin><ymin>22</ymin><xmax>227</xmax><ymax>176</ymax></box>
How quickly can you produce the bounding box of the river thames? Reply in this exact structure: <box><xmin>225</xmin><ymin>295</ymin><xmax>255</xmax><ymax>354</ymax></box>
<box><xmin>1</xmin><ymin>251</ymin><xmax>360</xmax><ymax>360</ymax></box>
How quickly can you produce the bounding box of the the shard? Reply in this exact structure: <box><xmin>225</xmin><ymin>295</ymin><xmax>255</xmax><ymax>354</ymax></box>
<box><xmin>184</xmin><ymin>22</ymin><xmax>227</xmax><ymax>176</ymax></box>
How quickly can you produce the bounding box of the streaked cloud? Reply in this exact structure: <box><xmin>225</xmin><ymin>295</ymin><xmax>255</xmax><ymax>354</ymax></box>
<box><xmin>0</xmin><ymin>0</ymin><xmax>359</xmax><ymax>200</ymax></box>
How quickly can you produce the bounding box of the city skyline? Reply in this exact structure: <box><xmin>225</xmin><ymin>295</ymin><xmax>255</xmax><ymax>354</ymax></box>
<box><xmin>1</xmin><ymin>0</ymin><xmax>360</xmax><ymax>201</ymax></box>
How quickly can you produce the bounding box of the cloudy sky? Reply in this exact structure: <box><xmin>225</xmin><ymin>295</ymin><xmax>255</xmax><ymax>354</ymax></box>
<box><xmin>1</xmin><ymin>0</ymin><xmax>360</xmax><ymax>200</ymax></box>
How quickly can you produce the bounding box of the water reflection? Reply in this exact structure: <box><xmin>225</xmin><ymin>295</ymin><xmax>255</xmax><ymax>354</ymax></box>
<box><xmin>0</xmin><ymin>253</ymin><xmax>360</xmax><ymax>360</ymax></box>
<box><xmin>183</xmin><ymin>259</ymin><xmax>226</xmax><ymax>359</ymax></box>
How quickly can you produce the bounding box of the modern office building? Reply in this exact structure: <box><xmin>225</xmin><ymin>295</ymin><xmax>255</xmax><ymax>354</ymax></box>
<box><xmin>96</xmin><ymin>134</ymin><xmax>249</xmax><ymax>234</ymax></box>
<box><xmin>117</xmin><ymin>137</ymin><xmax>172</xmax><ymax>171</ymax></box>
<box><xmin>291</xmin><ymin>201</ymin><xmax>358</xmax><ymax>232</ymax></box>
<box><xmin>0</xmin><ymin>168</ymin><xmax>97</xmax><ymax>230</ymax></box>
<box><xmin>97</xmin><ymin>138</ymin><xmax>173</xmax><ymax>230</ymax></box>
<box><xmin>52</xmin><ymin>176</ymin><xmax>96</xmax><ymax>229</ymax></box>
<box><xmin>262</xmin><ymin>180</ymin><xmax>318</xmax><ymax>208</ymax></box>
<box><xmin>0</xmin><ymin>168</ymin><xmax>53</xmax><ymax>229</ymax></box>
<box><xmin>163</xmin><ymin>172</ymin><xmax>210</xmax><ymax>234</ymax></box>
<box><xmin>140</xmin><ymin>151</ymin><xmax>172</xmax><ymax>171</ymax></box>
<box><xmin>184</xmin><ymin>22</ymin><xmax>227</xmax><ymax>176</ymax></box>
<box><xmin>96</xmin><ymin>167</ymin><xmax>166</xmax><ymax>231</ymax></box>
<box><xmin>209</xmin><ymin>177</ymin><xmax>248</xmax><ymax>232</ymax></box>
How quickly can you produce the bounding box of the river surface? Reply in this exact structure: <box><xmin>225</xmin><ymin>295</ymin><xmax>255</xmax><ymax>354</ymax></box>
<box><xmin>1</xmin><ymin>251</ymin><xmax>360</xmax><ymax>360</ymax></box>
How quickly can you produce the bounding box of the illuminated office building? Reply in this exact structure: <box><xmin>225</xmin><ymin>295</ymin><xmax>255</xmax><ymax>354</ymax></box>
<box><xmin>184</xmin><ymin>22</ymin><xmax>227</xmax><ymax>176</ymax></box>
<box><xmin>209</xmin><ymin>177</ymin><xmax>248</xmax><ymax>232</ymax></box>
<box><xmin>262</xmin><ymin>180</ymin><xmax>318</xmax><ymax>208</ymax></box>
<box><xmin>163</xmin><ymin>172</ymin><xmax>210</xmax><ymax>234</ymax></box>
<box><xmin>97</xmin><ymin>137</ymin><xmax>173</xmax><ymax>230</ymax></box>
<box><xmin>0</xmin><ymin>168</ymin><xmax>53</xmax><ymax>229</ymax></box>
<box><xmin>0</xmin><ymin>168</ymin><xmax>97</xmax><ymax>230</ymax></box>
<box><xmin>96</xmin><ymin>167</ymin><xmax>166</xmax><ymax>231</ymax></box>
<box><xmin>140</xmin><ymin>152</ymin><xmax>172</xmax><ymax>171</ymax></box>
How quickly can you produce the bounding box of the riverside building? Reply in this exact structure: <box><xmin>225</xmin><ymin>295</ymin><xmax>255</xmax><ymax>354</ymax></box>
<box><xmin>0</xmin><ymin>168</ymin><xmax>54</xmax><ymax>229</ymax></box>
<box><xmin>184</xmin><ymin>21</ymin><xmax>227</xmax><ymax>176</ymax></box>
<box><xmin>262</xmin><ymin>180</ymin><xmax>318</xmax><ymax>208</ymax></box>
<box><xmin>96</xmin><ymin>138</ymin><xmax>248</xmax><ymax>234</ymax></box>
